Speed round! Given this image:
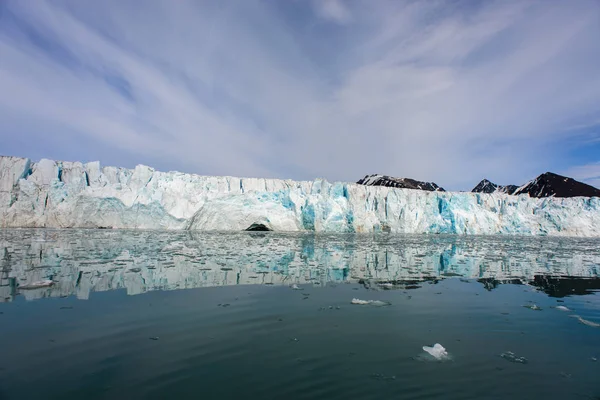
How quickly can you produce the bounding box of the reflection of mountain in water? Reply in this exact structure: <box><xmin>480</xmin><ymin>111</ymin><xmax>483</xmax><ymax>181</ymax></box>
<box><xmin>1</xmin><ymin>229</ymin><xmax>599</xmax><ymax>302</ymax></box>
<box><xmin>530</xmin><ymin>275</ymin><xmax>600</xmax><ymax>297</ymax></box>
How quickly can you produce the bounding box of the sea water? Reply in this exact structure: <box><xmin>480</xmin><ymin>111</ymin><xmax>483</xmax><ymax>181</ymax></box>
<box><xmin>0</xmin><ymin>229</ymin><xmax>598</xmax><ymax>399</ymax></box>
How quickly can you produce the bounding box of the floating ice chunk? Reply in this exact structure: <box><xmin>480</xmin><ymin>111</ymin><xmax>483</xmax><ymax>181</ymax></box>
<box><xmin>500</xmin><ymin>351</ymin><xmax>528</xmax><ymax>364</ymax></box>
<box><xmin>351</xmin><ymin>298</ymin><xmax>391</xmax><ymax>306</ymax></box>
<box><xmin>19</xmin><ymin>280</ymin><xmax>53</xmax><ymax>290</ymax></box>
<box><xmin>291</xmin><ymin>284</ymin><xmax>301</xmax><ymax>290</ymax></box>
<box><xmin>523</xmin><ymin>304</ymin><xmax>542</xmax><ymax>311</ymax></box>
<box><xmin>569</xmin><ymin>315</ymin><xmax>600</xmax><ymax>327</ymax></box>
<box><xmin>370</xmin><ymin>373</ymin><xmax>397</xmax><ymax>381</ymax></box>
<box><xmin>554</xmin><ymin>305</ymin><xmax>571</xmax><ymax>311</ymax></box>
<box><xmin>422</xmin><ymin>343</ymin><xmax>449</xmax><ymax>360</ymax></box>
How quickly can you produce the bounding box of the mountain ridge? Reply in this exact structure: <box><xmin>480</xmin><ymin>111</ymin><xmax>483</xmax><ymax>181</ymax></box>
<box><xmin>359</xmin><ymin>172</ymin><xmax>599</xmax><ymax>198</ymax></box>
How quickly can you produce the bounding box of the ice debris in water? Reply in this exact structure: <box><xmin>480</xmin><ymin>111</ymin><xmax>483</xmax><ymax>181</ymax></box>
<box><xmin>523</xmin><ymin>304</ymin><xmax>542</xmax><ymax>311</ymax></box>
<box><xmin>19</xmin><ymin>280</ymin><xmax>53</xmax><ymax>290</ymax></box>
<box><xmin>554</xmin><ymin>305</ymin><xmax>571</xmax><ymax>311</ymax></box>
<box><xmin>291</xmin><ymin>284</ymin><xmax>301</xmax><ymax>290</ymax></box>
<box><xmin>422</xmin><ymin>343</ymin><xmax>449</xmax><ymax>360</ymax></box>
<box><xmin>370</xmin><ymin>373</ymin><xmax>397</xmax><ymax>381</ymax></box>
<box><xmin>500</xmin><ymin>351</ymin><xmax>528</xmax><ymax>364</ymax></box>
<box><xmin>351</xmin><ymin>298</ymin><xmax>391</xmax><ymax>306</ymax></box>
<box><xmin>569</xmin><ymin>315</ymin><xmax>600</xmax><ymax>327</ymax></box>
<box><xmin>377</xmin><ymin>282</ymin><xmax>394</xmax><ymax>289</ymax></box>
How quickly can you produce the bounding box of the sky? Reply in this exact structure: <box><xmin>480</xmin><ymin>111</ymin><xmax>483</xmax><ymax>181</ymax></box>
<box><xmin>0</xmin><ymin>0</ymin><xmax>599</xmax><ymax>191</ymax></box>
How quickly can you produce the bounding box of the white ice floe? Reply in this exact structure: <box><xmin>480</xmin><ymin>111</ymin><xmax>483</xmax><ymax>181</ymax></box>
<box><xmin>422</xmin><ymin>343</ymin><xmax>449</xmax><ymax>360</ymax></box>
<box><xmin>19</xmin><ymin>280</ymin><xmax>54</xmax><ymax>290</ymax></box>
<box><xmin>554</xmin><ymin>305</ymin><xmax>571</xmax><ymax>311</ymax></box>
<box><xmin>500</xmin><ymin>351</ymin><xmax>528</xmax><ymax>364</ymax></box>
<box><xmin>350</xmin><ymin>298</ymin><xmax>391</xmax><ymax>306</ymax></box>
<box><xmin>523</xmin><ymin>304</ymin><xmax>542</xmax><ymax>311</ymax></box>
<box><xmin>291</xmin><ymin>284</ymin><xmax>301</xmax><ymax>290</ymax></box>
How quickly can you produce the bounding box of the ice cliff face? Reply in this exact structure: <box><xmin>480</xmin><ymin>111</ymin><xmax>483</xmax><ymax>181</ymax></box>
<box><xmin>1</xmin><ymin>156</ymin><xmax>600</xmax><ymax>236</ymax></box>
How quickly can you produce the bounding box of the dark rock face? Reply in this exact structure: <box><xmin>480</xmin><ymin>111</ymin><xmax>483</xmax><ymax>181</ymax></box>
<box><xmin>361</xmin><ymin>172</ymin><xmax>599</xmax><ymax>198</ymax></box>
<box><xmin>502</xmin><ymin>185</ymin><xmax>519</xmax><ymax>195</ymax></box>
<box><xmin>472</xmin><ymin>179</ymin><xmax>497</xmax><ymax>194</ymax></box>
<box><xmin>472</xmin><ymin>179</ymin><xmax>518</xmax><ymax>195</ymax></box>
<box><xmin>513</xmin><ymin>172</ymin><xmax>600</xmax><ymax>198</ymax></box>
<box><xmin>357</xmin><ymin>174</ymin><xmax>445</xmax><ymax>192</ymax></box>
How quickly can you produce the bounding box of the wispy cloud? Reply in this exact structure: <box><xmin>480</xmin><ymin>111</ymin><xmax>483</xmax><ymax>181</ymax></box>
<box><xmin>312</xmin><ymin>0</ymin><xmax>353</xmax><ymax>24</ymax></box>
<box><xmin>0</xmin><ymin>0</ymin><xmax>599</xmax><ymax>189</ymax></box>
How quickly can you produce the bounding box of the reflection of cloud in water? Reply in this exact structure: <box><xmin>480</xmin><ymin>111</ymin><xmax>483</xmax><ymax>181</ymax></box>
<box><xmin>1</xmin><ymin>229</ymin><xmax>599</xmax><ymax>302</ymax></box>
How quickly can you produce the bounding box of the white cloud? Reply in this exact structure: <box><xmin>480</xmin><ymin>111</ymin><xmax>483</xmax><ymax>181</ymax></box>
<box><xmin>0</xmin><ymin>0</ymin><xmax>599</xmax><ymax>189</ymax></box>
<box><xmin>312</xmin><ymin>0</ymin><xmax>352</xmax><ymax>24</ymax></box>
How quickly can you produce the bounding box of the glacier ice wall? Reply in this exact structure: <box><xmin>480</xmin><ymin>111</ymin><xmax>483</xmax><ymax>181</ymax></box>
<box><xmin>1</xmin><ymin>156</ymin><xmax>600</xmax><ymax>236</ymax></box>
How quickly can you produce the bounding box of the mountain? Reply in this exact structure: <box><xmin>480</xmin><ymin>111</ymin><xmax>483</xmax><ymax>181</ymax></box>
<box><xmin>513</xmin><ymin>172</ymin><xmax>600</xmax><ymax>198</ymax></box>
<box><xmin>472</xmin><ymin>179</ymin><xmax>518</xmax><ymax>195</ymax></box>
<box><xmin>357</xmin><ymin>174</ymin><xmax>445</xmax><ymax>192</ymax></box>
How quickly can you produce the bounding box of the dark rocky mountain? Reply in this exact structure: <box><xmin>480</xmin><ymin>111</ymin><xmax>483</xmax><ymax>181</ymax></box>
<box><xmin>357</xmin><ymin>174</ymin><xmax>445</xmax><ymax>192</ymax></box>
<box><xmin>359</xmin><ymin>172</ymin><xmax>599</xmax><ymax>198</ymax></box>
<box><xmin>513</xmin><ymin>172</ymin><xmax>600</xmax><ymax>198</ymax></box>
<box><xmin>472</xmin><ymin>179</ymin><xmax>518</xmax><ymax>195</ymax></box>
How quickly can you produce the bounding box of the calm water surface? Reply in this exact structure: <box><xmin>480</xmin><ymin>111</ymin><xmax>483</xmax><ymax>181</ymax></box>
<box><xmin>0</xmin><ymin>229</ymin><xmax>599</xmax><ymax>400</ymax></box>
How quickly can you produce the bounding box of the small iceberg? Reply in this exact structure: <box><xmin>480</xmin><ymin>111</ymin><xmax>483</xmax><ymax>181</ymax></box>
<box><xmin>351</xmin><ymin>298</ymin><xmax>391</xmax><ymax>306</ymax></box>
<box><xmin>422</xmin><ymin>343</ymin><xmax>449</xmax><ymax>360</ymax></box>
<box><xmin>19</xmin><ymin>280</ymin><xmax>54</xmax><ymax>290</ymax></box>
<box><xmin>523</xmin><ymin>304</ymin><xmax>542</xmax><ymax>311</ymax></box>
<box><xmin>290</xmin><ymin>284</ymin><xmax>301</xmax><ymax>290</ymax></box>
<box><xmin>500</xmin><ymin>351</ymin><xmax>528</xmax><ymax>364</ymax></box>
<box><xmin>554</xmin><ymin>305</ymin><xmax>571</xmax><ymax>312</ymax></box>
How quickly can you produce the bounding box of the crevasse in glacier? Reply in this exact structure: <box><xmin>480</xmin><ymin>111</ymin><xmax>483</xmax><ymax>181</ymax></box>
<box><xmin>1</xmin><ymin>156</ymin><xmax>599</xmax><ymax>236</ymax></box>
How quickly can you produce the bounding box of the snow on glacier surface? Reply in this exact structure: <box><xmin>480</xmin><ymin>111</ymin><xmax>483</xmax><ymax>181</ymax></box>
<box><xmin>1</xmin><ymin>156</ymin><xmax>599</xmax><ymax>236</ymax></box>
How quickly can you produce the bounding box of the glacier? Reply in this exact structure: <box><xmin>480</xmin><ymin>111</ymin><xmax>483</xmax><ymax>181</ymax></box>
<box><xmin>1</xmin><ymin>156</ymin><xmax>600</xmax><ymax>236</ymax></box>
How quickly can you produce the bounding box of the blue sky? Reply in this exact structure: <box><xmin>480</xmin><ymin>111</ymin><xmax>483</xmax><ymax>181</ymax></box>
<box><xmin>0</xmin><ymin>0</ymin><xmax>599</xmax><ymax>190</ymax></box>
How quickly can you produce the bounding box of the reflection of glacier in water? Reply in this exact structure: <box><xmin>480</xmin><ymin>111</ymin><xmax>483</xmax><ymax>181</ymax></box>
<box><xmin>1</xmin><ymin>229</ymin><xmax>599</xmax><ymax>302</ymax></box>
